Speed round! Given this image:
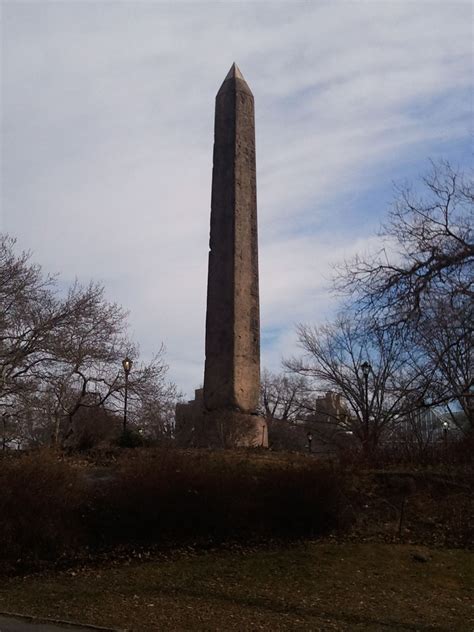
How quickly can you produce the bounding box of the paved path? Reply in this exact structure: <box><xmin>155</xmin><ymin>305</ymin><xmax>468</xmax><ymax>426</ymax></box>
<box><xmin>0</xmin><ymin>615</ymin><xmax>117</xmax><ymax>632</ymax></box>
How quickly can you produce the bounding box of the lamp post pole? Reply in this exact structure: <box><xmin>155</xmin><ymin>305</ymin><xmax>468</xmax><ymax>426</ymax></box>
<box><xmin>122</xmin><ymin>357</ymin><xmax>133</xmax><ymax>432</ymax></box>
<box><xmin>307</xmin><ymin>431</ymin><xmax>313</xmax><ymax>454</ymax></box>
<box><xmin>361</xmin><ymin>361</ymin><xmax>371</xmax><ymax>451</ymax></box>
<box><xmin>443</xmin><ymin>421</ymin><xmax>448</xmax><ymax>459</ymax></box>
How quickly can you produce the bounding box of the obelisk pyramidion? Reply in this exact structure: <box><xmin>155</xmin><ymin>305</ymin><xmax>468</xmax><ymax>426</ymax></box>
<box><xmin>203</xmin><ymin>62</ymin><xmax>260</xmax><ymax>414</ymax></box>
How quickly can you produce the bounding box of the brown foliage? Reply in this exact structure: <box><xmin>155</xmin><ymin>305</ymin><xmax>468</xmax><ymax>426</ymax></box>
<box><xmin>1</xmin><ymin>447</ymin><xmax>471</xmax><ymax>573</ymax></box>
<box><xmin>0</xmin><ymin>450</ymin><xmax>349</xmax><ymax>567</ymax></box>
<box><xmin>0</xmin><ymin>452</ymin><xmax>86</xmax><ymax>562</ymax></box>
<box><xmin>87</xmin><ymin>450</ymin><xmax>347</xmax><ymax>545</ymax></box>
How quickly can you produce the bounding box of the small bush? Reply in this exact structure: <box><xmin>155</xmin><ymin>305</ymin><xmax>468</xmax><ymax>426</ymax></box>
<box><xmin>86</xmin><ymin>451</ymin><xmax>348</xmax><ymax>546</ymax></box>
<box><xmin>0</xmin><ymin>449</ymin><xmax>350</xmax><ymax>567</ymax></box>
<box><xmin>116</xmin><ymin>429</ymin><xmax>144</xmax><ymax>448</ymax></box>
<box><xmin>0</xmin><ymin>451</ymin><xmax>86</xmax><ymax>562</ymax></box>
<box><xmin>10</xmin><ymin>448</ymin><xmax>473</xmax><ymax>568</ymax></box>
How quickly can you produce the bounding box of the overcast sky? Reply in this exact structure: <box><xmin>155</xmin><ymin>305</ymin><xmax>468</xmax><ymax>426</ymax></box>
<box><xmin>1</xmin><ymin>1</ymin><xmax>472</xmax><ymax>398</ymax></box>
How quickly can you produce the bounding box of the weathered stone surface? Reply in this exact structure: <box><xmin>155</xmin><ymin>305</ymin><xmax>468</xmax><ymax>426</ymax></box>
<box><xmin>203</xmin><ymin>63</ymin><xmax>260</xmax><ymax>414</ymax></box>
<box><xmin>176</xmin><ymin>392</ymin><xmax>267</xmax><ymax>448</ymax></box>
<box><xmin>175</xmin><ymin>64</ymin><xmax>267</xmax><ymax>449</ymax></box>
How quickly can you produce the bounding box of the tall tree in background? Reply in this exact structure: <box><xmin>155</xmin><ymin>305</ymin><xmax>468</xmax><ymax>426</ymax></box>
<box><xmin>335</xmin><ymin>161</ymin><xmax>473</xmax><ymax>426</ymax></box>
<box><xmin>0</xmin><ymin>236</ymin><xmax>105</xmax><ymax>412</ymax></box>
<box><xmin>413</xmin><ymin>296</ymin><xmax>472</xmax><ymax>430</ymax></box>
<box><xmin>336</xmin><ymin>161</ymin><xmax>473</xmax><ymax>323</ymax></box>
<box><xmin>0</xmin><ymin>235</ymin><xmax>178</xmax><ymax>448</ymax></box>
<box><xmin>40</xmin><ymin>283</ymin><xmax>131</xmax><ymax>444</ymax></box>
<box><xmin>260</xmin><ymin>369</ymin><xmax>311</xmax><ymax>423</ymax></box>
<box><xmin>286</xmin><ymin>316</ymin><xmax>426</xmax><ymax>456</ymax></box>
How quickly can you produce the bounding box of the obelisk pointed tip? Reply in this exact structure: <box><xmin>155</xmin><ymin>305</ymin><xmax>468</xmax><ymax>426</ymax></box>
<box><xmin>224</xmin><ymin>62</ymin><xmax>245</xmax><ymax>81</ymax></box>
<box><xmin>218</xmin><ymin>62</ymin><xmax>252</xmax><ymax>96</ymax></box>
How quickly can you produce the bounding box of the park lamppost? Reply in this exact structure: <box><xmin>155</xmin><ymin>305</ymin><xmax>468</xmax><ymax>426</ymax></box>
<box><xmin>122</xmin><ymin>357</ymin><xmax>133</xmax><ymax>432</ymax></box>
<box><xmin>2</xmin><ymin>414</ymin><xmax>6</xmax><ymax>451</ymax></box>
<box><xmin>307</xmin><ymin>431</ymin><xmax>313</xmax><ymax>454</ymax></box>
<box><xmin>443</xmin><ymin>420</ymin><xmax>448</xmax><ymax>455</ymax></box>
<box><xmin>361</xmin><ymin>361</ymin><xmax>372</xmax><ymax>430</ymax></box>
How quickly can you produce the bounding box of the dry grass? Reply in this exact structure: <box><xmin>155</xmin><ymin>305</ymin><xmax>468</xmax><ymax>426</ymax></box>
<box><xmin>0</xmin><ymin>542</ymin><xmax>472</xmax><ymax>631</ymax></box>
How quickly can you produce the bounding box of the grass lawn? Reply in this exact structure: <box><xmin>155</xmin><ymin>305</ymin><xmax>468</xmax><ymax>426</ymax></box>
<box><xmin>0</xmin><ymin>543</ymin><xmax>472</xmax><ymax>631</ymax></box>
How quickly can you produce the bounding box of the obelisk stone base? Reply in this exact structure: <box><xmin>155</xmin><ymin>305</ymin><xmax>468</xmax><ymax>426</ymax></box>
<box><xmin>175</xmin><ymin>390</ymin><xmax>268</xmax><ymax>448</ymax></box>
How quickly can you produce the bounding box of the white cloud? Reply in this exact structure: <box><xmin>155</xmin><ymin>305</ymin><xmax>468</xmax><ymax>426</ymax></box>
<box><xmin>1</xmin><ymin>1</ymin><xmax>472</xmax><ymax>396</ymax></box>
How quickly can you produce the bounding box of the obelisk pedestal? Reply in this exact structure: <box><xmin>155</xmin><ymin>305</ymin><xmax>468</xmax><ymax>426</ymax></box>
<box><xmin>176</xmin><ymin>64</ymin><xmax>267</xmax><ymax>448</ymax></box>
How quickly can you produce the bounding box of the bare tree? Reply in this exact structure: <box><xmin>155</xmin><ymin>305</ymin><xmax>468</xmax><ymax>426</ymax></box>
<box><xmin>286</xmin><ymin>315</ymin><xmax>425</xmax><ymax>456</ymax></box>
<box><xmin>333</xmin><ymin>161</ymin><xmax>473</xmax><ymax>437</ymax></box>
<box><xmin>336</xmin><ymin>161</ymin><xmax>473</xmax><ymax>324</ymax></box>
<box><xmin>42</xmin><ymin>283</ymin><xmax>130</xmax><ymax>443</ymax></box>
<box><xmin>260</xmin><ymin>369</ymin><xmax>311</xmax><ymax>422</ymax></box>
<box><xmin>121</xmin><ymin>349</ymin><xmax>181</xmax><ymax>442</ymax></box>
<box><xmin>397</xmin><ymin>407</ymin><xmax>444</xmax><ymax>459</ymax></box>
<box><xmin>0</xmin><ymin>235</ymin><xmax>178</xmax><ymax>448</ymax></box>
<box><xmin>0</xmin><ymin>235</ymin><xmax>56</xmax><ymax>406</ymax></box>
<box><xmin>413</xmin><ymin>296</ymin><xmax>472</xmax><ymax>431</ymax></box>
<box><xmin>259</xmin><ymin>369</ymin><xmax>317</xmax><ymax>451</ymax></box>
<box><xmin>0</xmin><ymin>237</ymin><xmax>123</xmax><ymax>416</ymax></box>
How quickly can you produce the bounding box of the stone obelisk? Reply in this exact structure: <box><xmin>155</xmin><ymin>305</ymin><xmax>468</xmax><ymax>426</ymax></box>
<box><xmin>203</xmin><ymin>62</ymin><xmax>260</xmax><ymax>414</ymax></box>
<box><xmin>175</xmin><ymin>63</ymin><xmax>267</xmax><ymax>448</ymax></box>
